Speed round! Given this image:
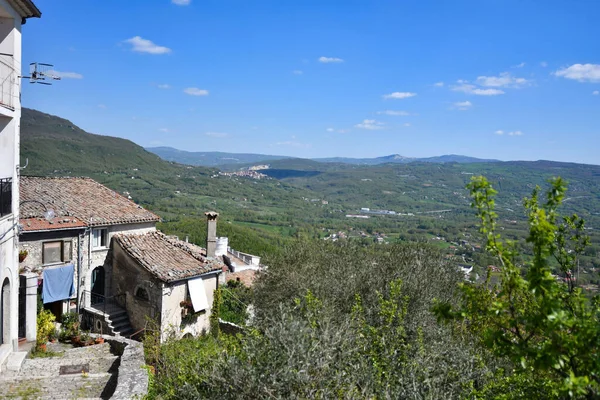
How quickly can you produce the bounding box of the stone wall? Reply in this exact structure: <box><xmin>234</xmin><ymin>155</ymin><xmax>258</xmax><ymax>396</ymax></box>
<box><xmin>91</xmin><ymin>333</ymin><xmax>149</xmax><ymax>400</ymax></box>
<box><xmin>111</xmin><ymin>241</ymin><xmax>162</xmax><ymax>334</ymax></box>
<box><xmin>82</xmin><ymin>222</ymin><xmax>156</xmax><ymax>307</ymax></box>
<box><xmin>19</xmin><ymin>230</ymin><xmax>82</xmax><ymax>318</ymax></box>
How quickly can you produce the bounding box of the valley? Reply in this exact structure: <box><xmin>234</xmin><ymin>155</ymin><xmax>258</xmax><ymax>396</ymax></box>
<box><xmin>21</xmin><ymin>108</ymin><xmax>600</xmax><ymax>286</ymax></box>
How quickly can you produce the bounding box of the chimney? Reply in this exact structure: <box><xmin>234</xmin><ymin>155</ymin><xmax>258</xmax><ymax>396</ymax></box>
<box><xmin>205</xmin><ymin>211</ymin><xmax>219</xmax><ymax>258</ymax></box>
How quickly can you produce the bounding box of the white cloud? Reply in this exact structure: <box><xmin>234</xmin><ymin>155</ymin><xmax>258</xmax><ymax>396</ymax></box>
<box><xmin>292</xmin><ymin>70</ymin><xmax>303</xmax><ymax>75</ymax></box>
<box><xmin>97</xmin><ymin>104</ymin><xmax>106</xmax><ymax>109</ymax></box>
<box><xmin>326</xmin><ymin>128</ymin><xmax>348</xmax><ymax>133</ymax></box>
<box><xmin>159</xmin><ymin>128</ymin><xmax>170</xmax><ymax>133</ymax></box>
<box><xmin>377</xmin><ymin>110</ymin><xmax>411</xmax><ymax>116</ymax></box>
<box><xmin>453</xmin><ymin>100</ymin><xmax>472</xmax><ymax>110</ymax></box>
<box><xmin>124</xmin><ymin>36</ymin><xmax>171</xmax><ymax>55</ymax></box>
<box><xmin>172</xmin><ymin>0</ymin><xmax>191</xmax><ymax>4</ymax></box>
<box><xmin>593</xmin><ymin>90</ymin><xmax>599</xmax><ymax>95</ymax></box>
<box><xmin>157</xmin><ymin>84</ymin><xmax>171</xmax><ymax>89</ymax></box>
<box><xmin>318</xmin><ymin>56</ymin><xmax>344</xmax><ymax>63</ymax></box>
<box><xmin>540</xmin><ymin>61</ymin><xmax>548</xmax><ymax>68</ymax></box>
<box><xmin>554</xmin><ymin>63</ymin><xmax>600</xmax><ymax>82</ymax></box>
<box><xmin>403</xmin><ymin>123</ymin><xmax>411</xmax><ymax>127</ymax></box>
<box><xmin>355</xmin><ymin>119</ymin><xmax>384</xmax><ymax>130</ymax></box>
<box><xmin>495</xmin><ymin>130</ymin><xmax>522</xmax><ymax>136</ymax></box>
<box><xmin>184</xmin><ymin>87</ymin><xmax>209</xmax><ymax>96</ymax></box>
<box><xmin>205</xmin><ymin>132</ymin><xmax>228</xmax><ymax>138</ymax></box>
<box><xmin>433</xmin><ymin>82</ymin><xmax>444</xmax><ymax>87</ymax></box>
<box><xmin>452</xmin><ymin>81</ymin><xmax>505</xmax><ymax>96</ymax></box>
<box><xmin>47</xmin><ymin>70</ymin><xmax>83</xmax><ymax>79</ymax></box>
<box><xmin>512</xmin><ymin>62</ymin><xmax>526</xmax><ymax>68</ymax></box>
<box><xmin>383</xmin><ymin>92</ymin><xmax>417</xmax><ymax>100</ymax></box>
<box><xmin>476</xmin><ymin>72</ymin><xmax>530</xmax><ymax>88</ymax></box>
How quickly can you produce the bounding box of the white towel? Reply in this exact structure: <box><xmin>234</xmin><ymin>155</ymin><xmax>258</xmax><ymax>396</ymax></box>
<box><xmin>187</xmin><ymin>277</ymin><xmax>209</xmax><ymax>312</ymax></box>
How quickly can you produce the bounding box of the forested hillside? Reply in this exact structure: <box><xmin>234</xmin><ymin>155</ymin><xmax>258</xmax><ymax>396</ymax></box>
<box><xmin>20</xmin><ymin>108</ymin><xmax>600</xmax><ymax>277</ymax></box>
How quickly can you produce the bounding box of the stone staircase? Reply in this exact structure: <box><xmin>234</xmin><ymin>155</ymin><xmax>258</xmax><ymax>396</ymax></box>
<box><xmin>105</xmin><ymin>306</ymin><xmax>135</xmax><ymax>339</ymax></box>
<box><xmin>0</xmin><ymin>342</ymin><xmax>119</xmax><ymax>399</ymax></box>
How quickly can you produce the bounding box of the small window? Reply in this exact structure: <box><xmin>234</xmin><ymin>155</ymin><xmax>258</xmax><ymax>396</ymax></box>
<box><xmin>92</xmin><ymin>228</ymin><xmax>108</xmax><ymax>249</ymax></box>
<box><xmin>63</xmin><ymin>240</ymin><xmax>72</xmax><ymax>262</ymax></box>
<box><xmin>0</xmin><ymin>178</ymin><xmax>12</xmax><ymax>217</ymax></box>
<box><xmin>43</xmin><ymin>241</ymin><xmax>64</xmax><ymax>265</ymax></box>
<box><xmin>135</xmin><ymin>287</ymin><xmax>149</xmax><ymax>301</ymax></box>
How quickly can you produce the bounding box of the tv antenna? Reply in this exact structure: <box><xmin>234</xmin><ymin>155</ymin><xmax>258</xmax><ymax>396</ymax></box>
<box><xmin>23</xmin><ymin>62</ymin><xmax>61</xmax><ymax>85</ymax></box>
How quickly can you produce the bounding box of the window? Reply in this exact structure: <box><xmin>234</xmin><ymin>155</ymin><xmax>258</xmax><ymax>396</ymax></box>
<box><xmin>92</xmin><ymin>228</ymin><xmax>108</xmax><ymax>249</ymax></box>
<box><xmin>42</xmin><ymin>241</ymin><xmax>64</xmax><ymax>265</ymax></box>
<box><xmin>0</xmin><ymin>178</ymin><xmax>11</xmax><ymax>217</ymax></box>
<box><xmin>135</xmin><ymin>287</ymin><xmax>149</xmax><ymax>301</ymax></box>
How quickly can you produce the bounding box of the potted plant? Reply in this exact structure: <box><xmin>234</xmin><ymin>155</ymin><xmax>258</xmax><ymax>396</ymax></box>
<box><xmin>79</xmin><ymin>331</ymin><xmax>93</xmax><ymax>347</ymax></box>
<box><xmin>19</xmin><ymin>249</ymin><xmax>28</xmax><ymax>263</ymax></box>
<box><xmin>36</xmin><ymin>309</ymin><xmax>55</xmax><ymax>351</ymax></box>
<box><xmin>95</xmin><ymin>336</ymin><xmax>105</xmax><ymax>344</ymax></box>
<box><xmin>48</xmin><ymin>329</ymin><xmax>58</xmax><ymax>343</ymax></box>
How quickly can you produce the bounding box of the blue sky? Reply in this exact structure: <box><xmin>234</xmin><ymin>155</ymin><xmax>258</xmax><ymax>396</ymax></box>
<box><xmin>21</xmin><ymin>0</ymin><xmax>600</xmax><ymax>164</ymax></box>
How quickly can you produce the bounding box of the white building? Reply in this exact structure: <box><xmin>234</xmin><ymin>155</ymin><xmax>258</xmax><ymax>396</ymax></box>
<box><xmin>0</xmin><ymin>0</ymin><xmax>40</xmax><ymax>365</ymax></box>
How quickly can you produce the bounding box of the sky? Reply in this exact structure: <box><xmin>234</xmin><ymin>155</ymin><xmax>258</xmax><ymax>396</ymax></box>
<box><xmin>21</xmin><ymin>0</ymin><xmax>600</xmax><ymax>165</ymax></box>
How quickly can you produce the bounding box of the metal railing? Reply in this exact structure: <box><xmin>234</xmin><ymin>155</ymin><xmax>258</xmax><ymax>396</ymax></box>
<box><xmin>84</xmin><ymin>290</ymin><xmax>126</xmax><ymax>316</ymax></box>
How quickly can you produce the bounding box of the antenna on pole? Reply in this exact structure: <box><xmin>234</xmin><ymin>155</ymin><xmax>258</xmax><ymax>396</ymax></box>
<box><xmin>21</xmin><ymin>62</ymin><xmax>61</xmax><ymax>85</ymax></box>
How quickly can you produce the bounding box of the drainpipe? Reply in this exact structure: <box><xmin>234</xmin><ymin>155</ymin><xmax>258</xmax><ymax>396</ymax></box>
<box><xmin>76</xmin><ymin>230</ymin><xmax>85</xmax><ymax>313</ymax></box>
<box><xmin>86</xmin><ymin>227</ymin><xmax>92</xmax><ymax>309</ymax></box>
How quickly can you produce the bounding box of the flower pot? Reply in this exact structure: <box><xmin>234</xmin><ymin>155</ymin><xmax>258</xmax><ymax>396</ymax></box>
<box><xmin>95</xmin><ymin>337</ymin><xmax>104</xmax><ymax>344</ymax></box>
<box><xmin>37</xmin><ymin>343</ymin><xmax>47</xmax><ymax>352</ymax></box>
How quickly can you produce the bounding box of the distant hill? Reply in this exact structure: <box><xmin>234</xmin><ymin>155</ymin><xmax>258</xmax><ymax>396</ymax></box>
<box><xmin>146</xmin><ymin>147</ymin><xmax>291</xmax><ymax>167</ymax></box>
<box><xmin>314</xmin><ymin>154</ymin><xmax>499</xmax><ymax>165</ymax></box>
<box><xmin>146</xmin><ymin>147</ymin><xmax>499</xmax><ymax>167</ymax></box>
<box><xmin>21</xmin><ymin>108</ymin><xmax>177</xmax><ymax>176</ymax></box>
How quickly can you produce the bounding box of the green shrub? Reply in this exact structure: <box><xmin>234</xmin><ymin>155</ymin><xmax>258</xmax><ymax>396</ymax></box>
<box><xmin>36</xmin><ymin>309</ymin><xmax>56</xmax><ymax>348</ymax></box>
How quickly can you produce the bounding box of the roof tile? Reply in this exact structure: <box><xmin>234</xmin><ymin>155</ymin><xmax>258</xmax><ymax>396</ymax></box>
<box><xmin>20</xmin><ymin>177</ymin><xmax>160</xmax><ymax>228</ymax></box>
<box><xmin>114</xmin><ymin>231</ymin><xmax>224</xmax><ymax>283</ymax></box>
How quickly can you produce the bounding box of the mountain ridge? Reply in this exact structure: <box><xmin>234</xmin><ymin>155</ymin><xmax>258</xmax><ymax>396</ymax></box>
<box><xmin>146</xmin><ymin>146</ymin><xmax>501</xmax><ymax>167</ymax></box>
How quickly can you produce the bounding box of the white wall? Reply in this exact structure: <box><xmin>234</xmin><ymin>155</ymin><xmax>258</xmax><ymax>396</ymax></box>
<box><xmin>0</xmin><ymin>5</ymin><xmax>20</xmax><ymax>355</ymax></box>
<box><xmin>159</xmin><ymin>274</ymin><xmax>218</xmax><ymax>342</ymax></box>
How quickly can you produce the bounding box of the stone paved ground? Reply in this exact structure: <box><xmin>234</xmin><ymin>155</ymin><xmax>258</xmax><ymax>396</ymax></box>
<box><xmin>0</xmin><ymin>342</ymin><xmax>119</xmax><ymax>399</ymax></box>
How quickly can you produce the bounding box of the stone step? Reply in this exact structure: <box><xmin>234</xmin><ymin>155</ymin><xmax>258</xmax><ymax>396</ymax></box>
<box><xmin>0</xmin><ymin>373</ymin><xmax>115</xmax><ymax>399</ymax></box>
<box><xmin>5</xmin><ymin>351</ymin><xmax>27</xmax><ymax>371</ymax></box>
<box><xmin>108</xmin><ymin>313</ymin><xmax>130</xmax><ymax>325</ymax></box>
<box><xmin>0</xmin><ymin>344</ymin><xmax>11</xmax><ymax>372</ymax></box>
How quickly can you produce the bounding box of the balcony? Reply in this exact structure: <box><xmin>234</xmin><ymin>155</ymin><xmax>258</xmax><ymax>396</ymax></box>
<box><xmin>0</xmin><ymin>56</ymin><xmax>16</xmax><ymax>112</ymax></box>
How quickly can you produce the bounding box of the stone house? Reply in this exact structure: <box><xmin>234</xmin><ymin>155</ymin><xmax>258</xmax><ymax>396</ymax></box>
<box><xmin>18</xmin><ymin>177</ymin><xmax>159</xmax><ymax>333</ymax></box>
<box><xmin>111</xmin><ymin>229</ymin><xmax>224</xmax><ymax>342</ymax></box>
<box><xmin>0</xmin><ymin>0</ymin><xmax>41</xmax><ymax>366</ymax></box>
<box><xmin>18</xmin><ymin>176</ymin><xmax>232</xmax><ymax>342</ymax></box>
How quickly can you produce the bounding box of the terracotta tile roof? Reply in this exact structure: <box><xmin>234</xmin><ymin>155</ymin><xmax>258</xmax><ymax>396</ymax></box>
<box><xmin>20</xmin><ymin>177</ymin><xmax>160</xmax><ymax>228</ymax></box>
<box><xmin>20</xmin><ymin>217</ymin><xmax>87</xmax><ymax>232</ymax></box>
<box><xmin>114</xmin><ymin>231</ymin><xmax>224</xmax><ymax>283</ymax></box>
<box><xmin>226</xmin><ymin>269</ymin><xmax>257</xmax><ymax>287</ymax></box>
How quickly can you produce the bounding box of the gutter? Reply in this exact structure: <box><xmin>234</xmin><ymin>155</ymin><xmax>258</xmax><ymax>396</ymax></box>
<box><xmin>165</xmin><ymin>268</ymin><xmax>223</xmax><ymax>286</ymax></box>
